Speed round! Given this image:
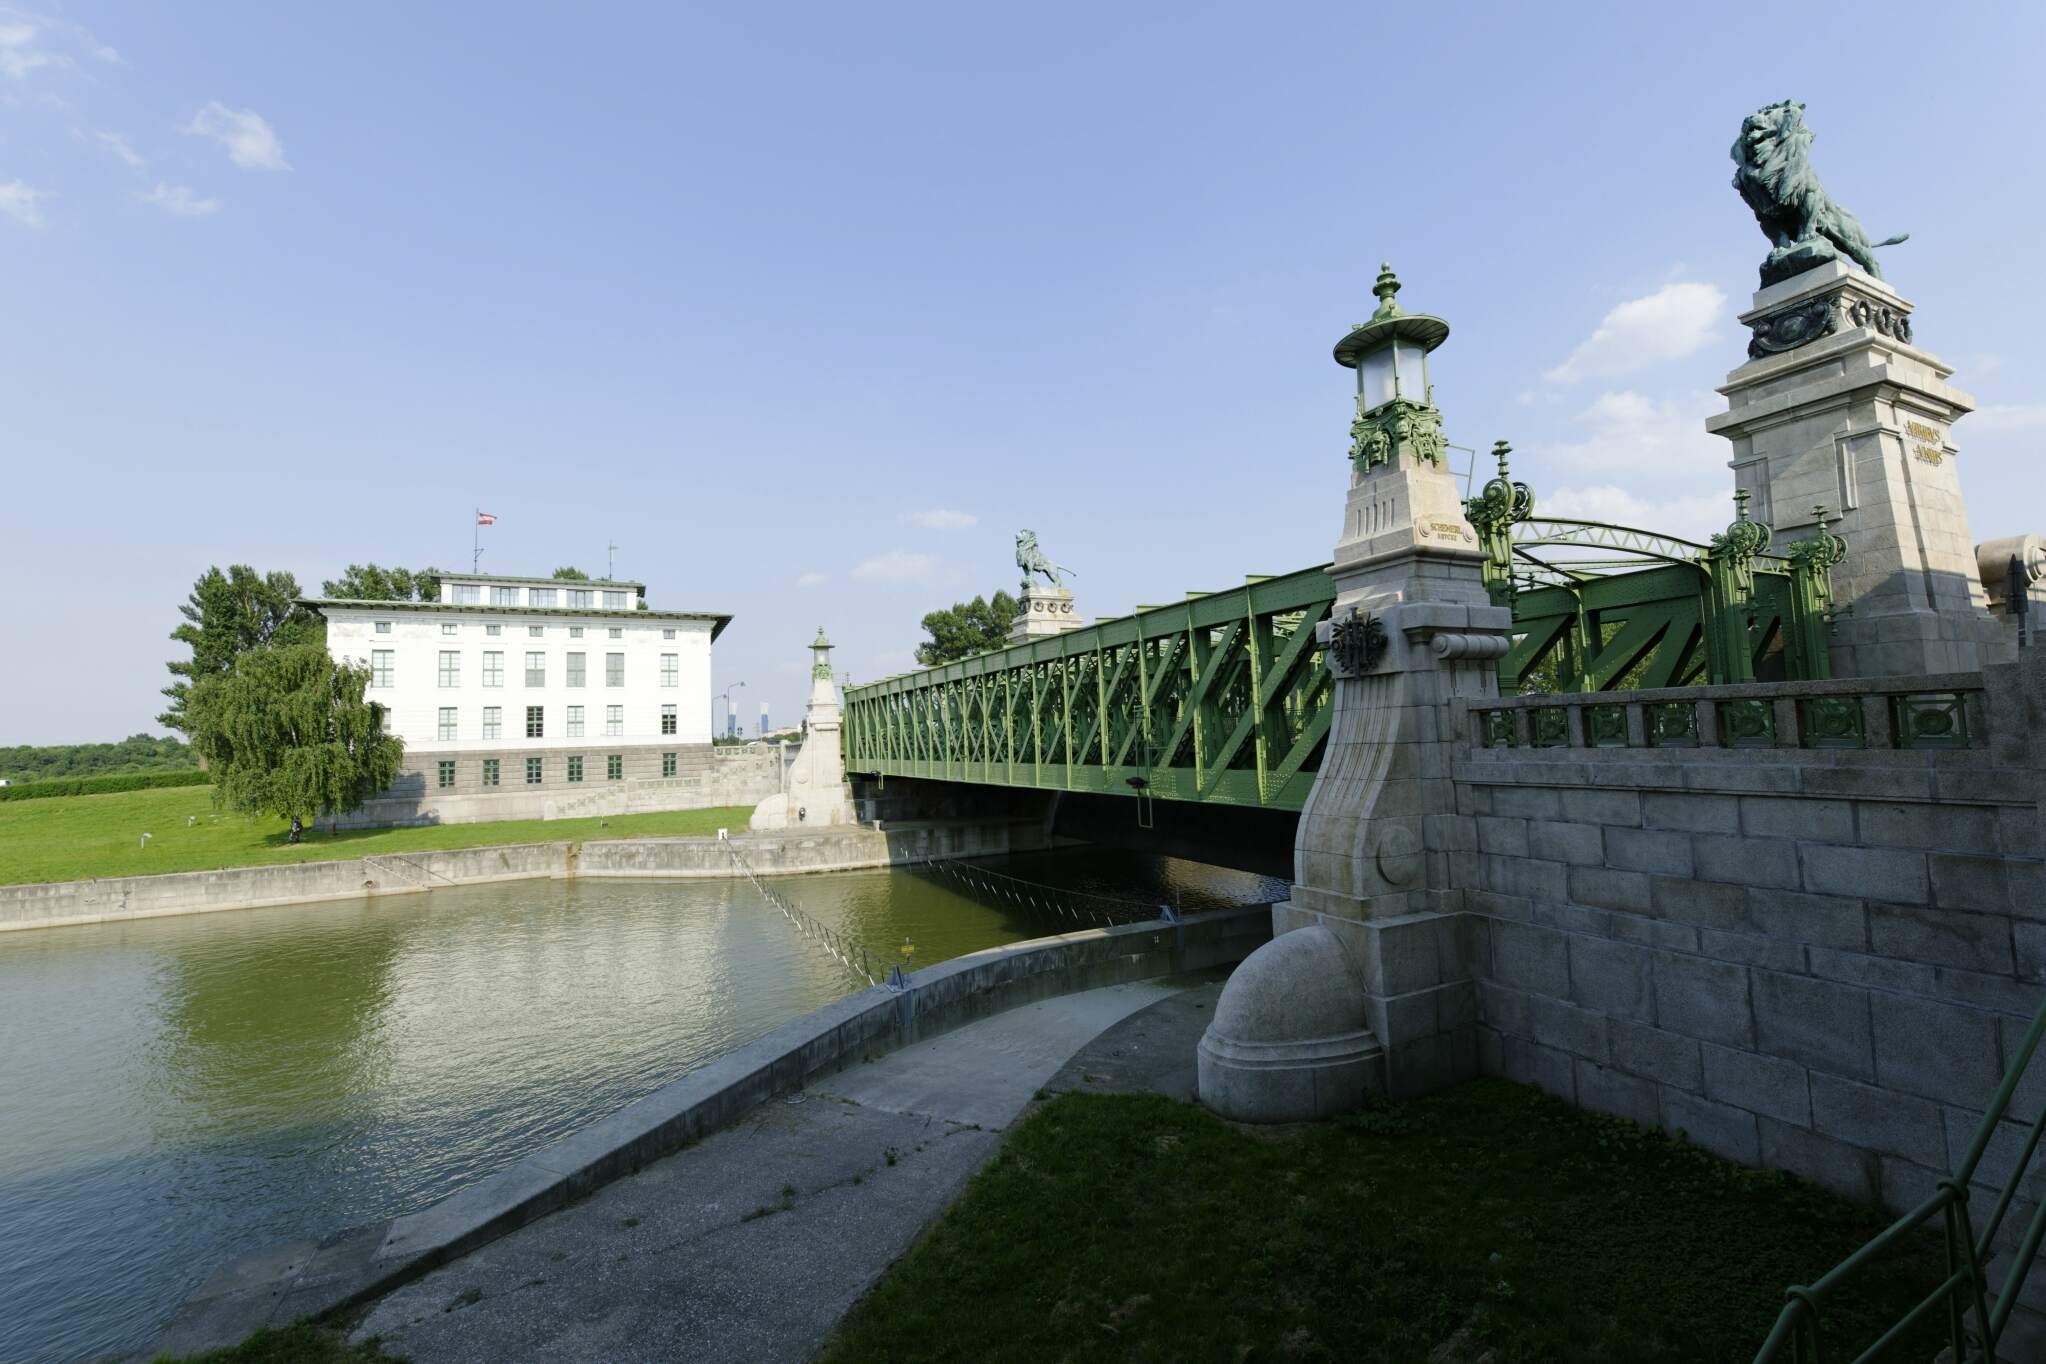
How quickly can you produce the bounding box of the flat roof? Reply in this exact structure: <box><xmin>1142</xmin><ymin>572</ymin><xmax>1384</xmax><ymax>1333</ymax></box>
<box><xmin>438</xmin><ymin>573</ymin><xmax>646</xmax><ymax>590</ymax></box>
<box><xmin>304</xmin><ymin>598</ymin><xmax>731</xmax><ymax>641</ymax></box>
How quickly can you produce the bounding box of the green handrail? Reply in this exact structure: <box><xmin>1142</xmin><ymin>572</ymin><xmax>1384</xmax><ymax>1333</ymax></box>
<box><xmin>1753</xmin><ymin>992</ymin><xmax>2046</xmax><ymax>1363</ymax></box>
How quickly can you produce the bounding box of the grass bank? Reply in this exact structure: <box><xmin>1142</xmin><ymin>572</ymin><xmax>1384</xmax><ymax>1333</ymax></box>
<box><xmin>151</xmin><ymin>1322</ymin><xmax>400</xmax><ymax>1363</ymax></box>
<box><xmin>0</xmin><ymin>784</ymin><xmax>754</xmax><ymax>886</ymax></box>
<box><xmin>822</xmin><ymin>1082</ymin><xmax>1936</xmax><ymax>1364</ymax></box>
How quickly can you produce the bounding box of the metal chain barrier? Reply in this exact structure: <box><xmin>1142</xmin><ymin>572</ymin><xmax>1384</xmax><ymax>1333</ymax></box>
<box><xmin>722</xmin><ymin>842</ymin><xmax>877</xmax><ymax>987</ymax></box>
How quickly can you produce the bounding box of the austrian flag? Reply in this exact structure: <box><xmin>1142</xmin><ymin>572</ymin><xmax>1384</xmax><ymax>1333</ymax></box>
<box><xmin>476</xmin><ymin>512</ymin><xmax>497</xmax><ymax>526</ymax></box>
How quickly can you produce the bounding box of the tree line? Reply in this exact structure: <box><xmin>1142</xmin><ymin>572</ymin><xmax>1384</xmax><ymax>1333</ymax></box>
<box><xmin>0</xmin><ymin>734</ymin><xmax>197</xmax><ymax>783</ymax></box>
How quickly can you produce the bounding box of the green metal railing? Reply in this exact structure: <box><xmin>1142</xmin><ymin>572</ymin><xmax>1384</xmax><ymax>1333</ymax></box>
<box><xmin>1752</xmin><ymin>993</ymin><xmax>2046</xmax><ymax>1362</ymax></box>
<box><xmin>843</xmin><ymin>565</ymin><xmax>1337</xmax><ymax>812</ymax></box>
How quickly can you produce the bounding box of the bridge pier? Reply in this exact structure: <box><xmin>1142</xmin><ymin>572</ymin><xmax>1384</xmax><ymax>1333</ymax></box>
<box><xmin>1200</xmin><ymin>268</ymin><xmax>1511</xmax><ymax>1115</ymax></box>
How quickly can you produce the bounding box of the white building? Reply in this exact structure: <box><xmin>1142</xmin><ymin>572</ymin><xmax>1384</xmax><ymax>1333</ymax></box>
<box><xmin>312</xmin><ymin>572</ymin><xmax>768</xmax><ymax>825</ymax></box>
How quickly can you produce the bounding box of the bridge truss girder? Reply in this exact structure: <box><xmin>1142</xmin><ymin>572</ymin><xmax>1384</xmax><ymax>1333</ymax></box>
<box><xmin>842</xmin><ymin>565</ymin><xmax>1336</xmax><ymax>812</ymax></box>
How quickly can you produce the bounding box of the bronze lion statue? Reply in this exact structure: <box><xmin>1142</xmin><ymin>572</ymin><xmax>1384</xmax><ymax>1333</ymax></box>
<box><xmin>1734</xmin><ymin>101</ymin><xmax>1906</xmax><ymax>285</ymax></box>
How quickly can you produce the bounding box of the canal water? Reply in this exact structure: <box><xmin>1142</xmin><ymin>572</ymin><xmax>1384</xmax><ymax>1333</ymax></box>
<box><xmin>0</xmin><ymin>849</ymin><xmax>1282</xmax><ymax>1364</ymax></box>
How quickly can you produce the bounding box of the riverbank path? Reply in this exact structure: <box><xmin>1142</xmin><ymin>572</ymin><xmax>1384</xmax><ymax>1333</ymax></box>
<box><xmin>348</xmin><ymin>975</ymin><xmax>1224</xmax><ymax>1363</ymax></box>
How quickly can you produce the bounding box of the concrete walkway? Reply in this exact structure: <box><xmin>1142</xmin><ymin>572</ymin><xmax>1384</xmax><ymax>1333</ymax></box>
<box><xmin>348</xmin><ymin>977</ymin><xmax>1204</xmax><ymax>1364</ymax></box>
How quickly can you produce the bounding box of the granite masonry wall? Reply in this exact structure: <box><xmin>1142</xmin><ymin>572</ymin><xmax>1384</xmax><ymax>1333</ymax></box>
<box><xmin>1451</xmin><ymin>664</ymin><xmax>2046</xmax><ymax>1220</ymax></box>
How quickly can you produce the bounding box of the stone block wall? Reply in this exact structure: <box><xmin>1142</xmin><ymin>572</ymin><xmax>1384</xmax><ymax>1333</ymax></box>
<box><xmin>1452</xmin><ymin>668</ymin><xmax>2046</xmax><ymax>1218</ymax></box>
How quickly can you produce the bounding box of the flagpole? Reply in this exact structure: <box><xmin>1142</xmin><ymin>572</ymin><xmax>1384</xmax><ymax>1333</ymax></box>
<box><xmin>473</xmin><ymin>509</ymin><xmax>480</xmax><ymax>573</ymax></box>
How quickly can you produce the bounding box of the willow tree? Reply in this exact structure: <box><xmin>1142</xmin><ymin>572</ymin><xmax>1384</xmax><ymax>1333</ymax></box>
<box><xmin>187</xmin><ymin>643</ymin><xmax>404</xmax><ymax>839</ymax></box>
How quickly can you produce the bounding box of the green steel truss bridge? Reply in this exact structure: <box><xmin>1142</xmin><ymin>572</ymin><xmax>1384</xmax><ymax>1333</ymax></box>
<box><xmin>843</xmin><ymin>459</ymin><xmax>1846</xmax><ymax>814</ymax></box>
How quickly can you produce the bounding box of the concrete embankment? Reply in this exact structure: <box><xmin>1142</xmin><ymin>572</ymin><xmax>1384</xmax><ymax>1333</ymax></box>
<box><xmin>145</xmin><ymin>906</ymin><xmax>1272</xmax><ymax>1359</ymax></box>
<box><xmin>0</xmin><ymin>819</ymin><xmax>1049</xmax><ymax>933</ymax></box>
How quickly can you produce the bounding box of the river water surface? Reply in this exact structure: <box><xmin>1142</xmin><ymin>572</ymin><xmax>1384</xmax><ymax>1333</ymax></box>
<box><xmin>0</xmin><ymin>848</ymin><xmax>1280</xmax><ymax>1364</ymax></box>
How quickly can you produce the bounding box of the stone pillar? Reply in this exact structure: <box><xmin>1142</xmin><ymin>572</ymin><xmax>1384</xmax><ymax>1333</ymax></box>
<box><xmin>1707</xmin><ymin>261</ymin><xmax>2009</xmax><ymax>678</ymax></box>
<box><xmin>1006</xmin><ymin>584</ymin><xmax>1083</xmax><ymax>644</ymax></box>
<box><xmin>749</xmin><ymin>628</ymin><xmax>857</xmax><ymax>829</ymax></box>
<box><xmin>1199</xmin><ymin>267</ymin><xmax>1509</xmax><ymax>1118</ymax></box>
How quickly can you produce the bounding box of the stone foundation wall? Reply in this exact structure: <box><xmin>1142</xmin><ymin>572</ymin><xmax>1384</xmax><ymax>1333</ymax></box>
<box><xmin>332</xmin><ymin>745</ymin><xmax>783</xmax><ymax>828</ymax></box>
<box><xmin>1452</xmin><ymin>667</ymin><xmax>2046</xmax><ymax>1216</ymax></box>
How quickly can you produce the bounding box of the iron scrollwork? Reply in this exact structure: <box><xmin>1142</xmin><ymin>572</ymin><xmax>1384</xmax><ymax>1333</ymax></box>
<box><xmin>1326</xmin><ymin>607</ymin><xmax>1387</xmax><ymax>678</ymax></box>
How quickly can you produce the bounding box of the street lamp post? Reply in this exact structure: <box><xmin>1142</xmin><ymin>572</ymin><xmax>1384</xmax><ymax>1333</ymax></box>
<box><xmin>716</xmin><ymin>681</ymin><xmax>746</xmax><ymax>740</ymax></box>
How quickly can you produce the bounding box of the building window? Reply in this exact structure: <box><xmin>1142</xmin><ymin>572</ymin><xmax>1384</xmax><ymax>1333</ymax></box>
<box><xmin>607</xmin><ymin>754</ymin><xmax>623</xmax><ymax>780</ymax></box>
<box><xmin>569</xmin><ymin>626</ymin><xmax>584</xmax><ymax>638</ymax></box>
<box><xmin>606</xmin><ymin>653</ymin><xmax>624</xmax><ymax>686</ymax></box>
<box><xmin>567</xmin><ymin>756</ymin><xmax>583</xmax><ymax>783</ymax></box>
<box><xmin>603</xmin><ymin>590</ymin><xmax>627</xmax><ymax>609</ymax></box>
<box><xmin>526</xmin><ymin>705</ymin><xmax>544</xmax><ymax>739</ymax></box>
<box><xmin>483</xmin><ymin>706</ymin><xmax>501</xmax><ymax>739</ymax></box>
<box><xmin>454</xmin><ymin>584</ymin><xmax>482</xmax><ymax>605</ymax></box>
<box><xmin>525</xmin><ymin>651</ymin><xmax>546</xmax><ymax>687</ymax></box>
<box><xmin>568</xmin><ymin>589</ymin><xmax>593</xmax><ymax>608</ymax></box>
<box><xmin>566</xmin><ymin>652</ymin><xmax>585</xmax><ymax>687</ymax></box>
<box><xmin>375</xmin><ymin>620</ymin><xmax>393</xmax><ymax>634</ymax></box>
<box><xmin>371</xmin><ymin>650</ymin><xmax>394</xmax><ymax>687</ymax></box>
<box><xmin>482</xmin><ymin>758</ymin><xmax>500</xmax><ymax>786</ymax></box>
<box><xmin>483</xmin><ymin>651</ymin><xmax>503</xmax><ymax>686</ymax></box>
<box><xmin>659</xmin><ymin>653</ymin><xmax>677</xmax><ymax>687</ymax></box>
<box><xmin>530</xmin><ymin>588</ymin><xmax>557</xmax><ymax>608</ymax></box>
<box><xmin>607</xmin><ymin>627</ymin><xmax>623</xmax><ymax>639</ymax></box>
<box><xmin>661</xmin><ymin>704</ymin><xmax>676</xmax><ymax>735</ymax></box>
<box><xmin>526</xmin><ymin>756</ymin><xmax>543</xmax><ymax>784</ymax></box>
<box><xmin>528</xmin><ymin>625</ymin><xmax>544</xmax><ymax>638</ymax></box>
<box><xmin>438</xmin><ymin>707</ymin><xmax>457</xmax><ymax>742</ymax></box>
<box><xmin>485</xmin><ymin>623</ymin><xmax>502</xmax><ymax>637</ymax></box>
<box><xmin>491</xmin><ymin>586</ymin><xmax>520</xmax><ymax>606</ymax></box>
<box><xmin>662</xmin><ymin>752</ymin><xmax>676</xmax><ymax>778</ymax></box>
<box><xmin>441</xmin><ymin>623</ymin><xmax>457</xmax><ymax>636</ymax></box>
<box><xmin>606</xmin><ymin>704</ymin><xmax>623</xmax><ymax>736</ymax></box>
<box><xmin>662</xmin><ymin>628</ymin><xmax>676</xmax><ymax>640</ymax></box>
<box><xmin>437</xmin><ymin>760</ymin><xmax>456</xmax><ymax>789</ymax></box>
<box><xmin>439</xmin><ymin>650</ymin><xmax>460</xmax><ymax>687</ymax></box>
<box><xmin>567</xmin><ymin>704</ymin><xmax>584</xmax><ymax>737</ymax></box>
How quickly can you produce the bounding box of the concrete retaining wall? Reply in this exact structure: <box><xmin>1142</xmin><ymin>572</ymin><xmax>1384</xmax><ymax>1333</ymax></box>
<box><xmin>1453</xmin><ymin>666</ymin><xmax>2046</xmax><ymax>1215</ymax></box>
<box><xmin>0</xmin><ymin>818</ymin><xmax>1048</xmax><ymax>933</ymax></box>
<box><xmin>152</xmin><ymin>906</ymin><xmax>1272</xmax><ymax>1354</ymax></box>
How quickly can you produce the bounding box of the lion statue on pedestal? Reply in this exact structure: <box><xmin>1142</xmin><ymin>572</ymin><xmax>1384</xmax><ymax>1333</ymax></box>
<box><xmin>1733</xmin><ymin>101</ymin><xmax>1907</xmax><ymax>286</ymax></box>
<box><xmin>1015</xmin><ymin>529</ymin><xmax>1073</xmax><ymax>591</ymax></box>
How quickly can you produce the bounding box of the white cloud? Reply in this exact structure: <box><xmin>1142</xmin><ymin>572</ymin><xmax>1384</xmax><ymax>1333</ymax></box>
<box><xmin>1540</xmin><ymin>485</ymin><xmax>1735</xmax><ymax>544</ymax></box>
<box><xmin>1973</xmin><ymin>403</ymin><xmax>2046</xmax><ymax>433</ymax></box>
<box><xmin>908</xmin><ymin>508</ymin><xmax>976</xmax><ymax>530</ymax></box>
<box><xmin>852</xmin><ymin>550</ymin><xmax>937</xmax><ymax>583</ymax></box>
<box><xmin>1544</xmin><ymin>282</ymin><xmax>1726</xmax><ymax>385</ymax></box>
<box><xmin>0</xmin><ymin>22</ymin><xmax>55</xmax><ymax>80</ymax></box>
<box><xmin>795</xmin><ymin>571</ymin><xmax>829</xmax><ymax>588</ymax></box>
<box><xmin>1535</xmin><ymin>389</ymin><xmax>1725</xmax><ymax>478</ymax></box>
<box><xmin>184</xmin><ymin>102</ymin><xmax>290</xmax><ymax>171</ymax></box>
<box><xmin>0</xmin><ymin>178</ymin><xmax>48</xmax><ymax>227</ymax></box>
<box><xmin>141</xmin><ymin>183</ymin><xmax>220</xmax><ymax>217</ymax></box>
<box><xmin>97</xmin><ymin>131</ymin><xmax>143</xmax><ymax>168</ymax></box>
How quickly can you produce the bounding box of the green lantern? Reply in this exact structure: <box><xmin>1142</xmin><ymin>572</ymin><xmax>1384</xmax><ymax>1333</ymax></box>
<box><xmin>1333</xmin><ymin>264</ymin><xmax>1450</xmax><ymax>471</ymax></box>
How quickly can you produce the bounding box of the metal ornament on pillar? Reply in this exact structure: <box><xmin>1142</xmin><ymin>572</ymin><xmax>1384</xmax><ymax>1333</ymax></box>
<box><xmin>1198</xmin><ymin>267</ymin><xmax>1510</xmax><ymax>1120</ymax></box>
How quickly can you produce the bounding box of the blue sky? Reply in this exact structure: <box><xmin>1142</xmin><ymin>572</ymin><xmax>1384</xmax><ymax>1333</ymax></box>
<box><xmin>4</xmin><ymin>1</ymin><xmax>2042</xmax><ymax>744</ymax></box>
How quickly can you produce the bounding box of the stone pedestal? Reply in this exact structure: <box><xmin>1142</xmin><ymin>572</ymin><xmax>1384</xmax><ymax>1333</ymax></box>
<box><xmin>1005</xmin><ymin>585</ymin><xmax>1083</xmax><ymax>644</ymax></box>
<box><xmin>1707</xmin><ymin>261</ymin><xmax>2009</xmax><ymax>678</ymax></box>
<box><xmin>751</xmin><ymin>630</ymin><xmax>857</xmax><ymax>830</ymax></box>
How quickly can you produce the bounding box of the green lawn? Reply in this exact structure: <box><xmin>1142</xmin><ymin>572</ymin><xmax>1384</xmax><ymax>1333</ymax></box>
<box><xmin>821</xmin><ymin>1083</ymin><xmax>1940</xmax><ymax>1364</ymax></box>
<box><xmin>0</xmin><ymin>784</ymin><xmax>754</xmax><ymax>886</ymax></box>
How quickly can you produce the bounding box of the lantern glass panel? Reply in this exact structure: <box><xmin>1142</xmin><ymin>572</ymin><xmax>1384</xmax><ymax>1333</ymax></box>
<box><xmin>1393</xmin><ymin>339</ymin><xmax>1429</xmax><ymax>400</ymax></box>
<box><xmin>1359</xmin><ymin>347</ymin><xmax>1396</xmax><ymax>410</ymax></box>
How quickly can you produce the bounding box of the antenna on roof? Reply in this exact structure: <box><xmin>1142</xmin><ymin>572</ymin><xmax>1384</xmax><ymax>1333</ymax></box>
<box><xmin>607</xmin><ymin>540</ymin><xmax>619</xmax><ymax>579</ymax></box>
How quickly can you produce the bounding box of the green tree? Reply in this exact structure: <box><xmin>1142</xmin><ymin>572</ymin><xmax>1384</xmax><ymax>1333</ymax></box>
<box><xmin>552</xmin><ymin>566</ymin><xmax>590</xmax><ymax>581</ymax></box>
<box><xmin>186</xmin><ymin>643</ymin><xmax>404</xmax><ymax>836</ymax></box>
<box><xmin>159</xmin><ymin>566</ymin><xmax>323</xmax><ymax>734</ymax></box>
<box><xmin>321</xmin><ymin>564</ymin><xmax>442</xmax><ymax>601</ymax></box>
<box><xmin>915</xmin><ymin>590</ymin><xmax>1019</xmax><ymax>665</ymax></box>
<box><xmin>0</xmin><ymin>734</ymin><xmax>195</xmax><ymax>781</ymax></box>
